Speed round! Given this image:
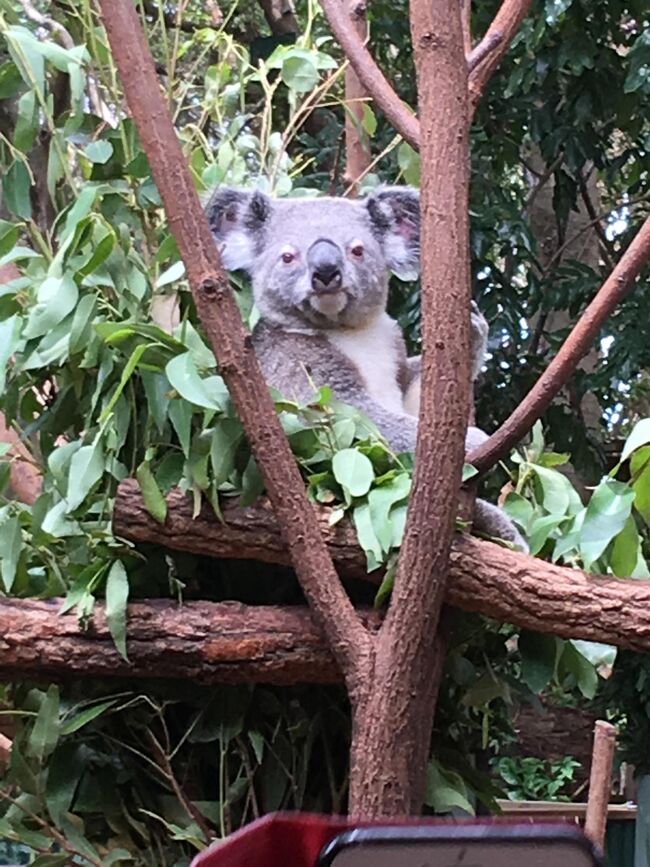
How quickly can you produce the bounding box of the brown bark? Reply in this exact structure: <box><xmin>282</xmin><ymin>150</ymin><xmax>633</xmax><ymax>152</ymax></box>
<box><xmin>585</xmin><ymin>721</ymin><xmax>617</xmax><ymax>849</ymax></box>
<box><xmin>0</xmin><ymin>597</ymin><xmax>379</xmax><ymax>685</ymax></box>
<box><xmin>98</xmin><ymin>0</ymin><xmax>372</xmax><ymax>693</ymax></box>
<box><xmin>468</xmin><ymin>0</ymin><xmax>533</xmax><ymax>113</ymax></box>
<box><xmin>255</xmin><ymin>0</ymin><xmax>299</xmax><ymax>36</ymax></box>
<box><xmin>468</xmin><ymin>214</ymin><xmax>650</xmax><ymax>474</ymax></box>
<box><xmin>319</xmin><ymin>0</ymin><xmax>420</xmax><ymax>150</ymax></box>
<box><xmin>344</xmin><ymin>0</ymin><xmax>472</xmax><ymax>818</ymax></box>
<box><xmin>343</xmin><ymin>0</ymin><xmax>371</xmax><ymax>194</ymax></box>
<box><xmin>115</xmin><ymin>480</ymin><xmax>650</xmax><ymax>652</ymax></box>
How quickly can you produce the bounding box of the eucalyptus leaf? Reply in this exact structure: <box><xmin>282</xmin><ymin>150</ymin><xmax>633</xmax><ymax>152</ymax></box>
<box><xmin>105</xmin><ymin>560</ymin><xmax>129</xmax><ymax>660</ymax></box>
<box><xmin>332</xmin><ymin>449</ymin><xmax>374</xmax><ymax>498</ymax></box>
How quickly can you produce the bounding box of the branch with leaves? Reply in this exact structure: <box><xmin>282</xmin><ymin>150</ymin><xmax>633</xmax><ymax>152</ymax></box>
<box><xmin>468</xmin><ymin>214</ymin><xmax>650</xmax><ymax>473</ymax></box>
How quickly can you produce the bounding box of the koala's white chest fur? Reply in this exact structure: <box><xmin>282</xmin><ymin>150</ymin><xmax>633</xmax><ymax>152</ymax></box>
<box><xmin>329</xmin><ymin>314</ymin><xmax>404</xmax><ymax>413</ymax></box>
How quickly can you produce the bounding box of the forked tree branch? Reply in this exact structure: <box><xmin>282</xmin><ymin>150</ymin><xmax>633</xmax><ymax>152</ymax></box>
<box><xmin>344</xmin><ymin>0</ymin><xmax>472</xmax><ymax>818</ymax></box>
<box><xmin>467</xmin><ymin>0</ymin><xmax>533</xmax><ymax>112</ymax></box>
<box><xmin>468</xmin><ymin>214</ymin><xmax>650</xmax><ymax>473</ymax></box>
<box><xmin>97</xmin><ymin>0</ymin><xmax>373</xmax><ymax>690</ymax></box>
<box><xmin>319</xmin><ymin>0</ymin><xmax>420</xmax><ymax>149</ymax></box>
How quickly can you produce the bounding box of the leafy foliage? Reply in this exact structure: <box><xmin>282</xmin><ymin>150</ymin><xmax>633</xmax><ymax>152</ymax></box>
<box><xmin>0</xmin><ymin>0</ymin><xmax>649</xmax><ymax>860</ymax></box>
<box><xmin>493</xmin><ymin>755</ymin><xmax>581</xmax><ymax>802</ymax></box>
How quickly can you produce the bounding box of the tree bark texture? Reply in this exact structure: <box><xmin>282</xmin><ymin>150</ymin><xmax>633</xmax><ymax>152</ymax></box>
<box><xmin>114</xmin><ymin>480</ymin><xmax>650</xmax><ymax>653</ymax></box>
<box><xmin>98</xmin><ymin>0</ymin><xmax>372</xmax><ymax>691</ymax></box>
<box><xmin>0</xmin><ymin>597</ymin><xmax>379</xmax><ymax>686</ymax></box>
<box><xmin>342</xmin><ymin>0</ymin><xmax>473</xmax><ymax>818</ymax></box>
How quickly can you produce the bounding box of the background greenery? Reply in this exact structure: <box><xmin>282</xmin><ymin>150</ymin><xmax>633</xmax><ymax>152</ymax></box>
<box><xmin>0</xmin><ymin>0</ymin><xmax>649</xmax><ymax>863</ymax></box>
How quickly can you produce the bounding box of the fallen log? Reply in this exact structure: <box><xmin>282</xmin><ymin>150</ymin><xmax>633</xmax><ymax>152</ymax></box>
<box><xmin>114</xmin><ymin>479</ymin><xmax>650</xmax><ymax>652</ymax></box>
<box><xmin>0</xmin><ymin>597</ymin><xmax>379</xmax><ymax>685</ymax></box>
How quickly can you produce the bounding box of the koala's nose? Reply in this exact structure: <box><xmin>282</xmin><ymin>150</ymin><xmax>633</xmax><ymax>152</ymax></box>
<box><xmin>308</xmin><ymin>240</ymin><xmax>343</xmax><ymax>294</ymax></box>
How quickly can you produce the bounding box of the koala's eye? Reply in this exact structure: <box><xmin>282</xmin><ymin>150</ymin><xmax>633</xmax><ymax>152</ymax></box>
<box><xmin>281</xmin><ymin>250</ymin><xmax>296</xmax><ymax>264</ymax></box>
<box><xmin>350</xmin><ymin>243</ymin><xmax>364</xmax><ymax>259</ymax></box>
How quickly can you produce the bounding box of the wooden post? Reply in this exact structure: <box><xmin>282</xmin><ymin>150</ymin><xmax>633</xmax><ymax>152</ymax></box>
<box><xmin>585</xmin><ymin>720</ymin><xmax>617</xmax><ymax>850</ymax></box>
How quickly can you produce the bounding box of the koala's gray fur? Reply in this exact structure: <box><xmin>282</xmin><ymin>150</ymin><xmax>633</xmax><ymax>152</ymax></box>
<box><xmin>206</xmin><ymin>185</ymin><xmax>527</xmax><ymax>551</ymax></box>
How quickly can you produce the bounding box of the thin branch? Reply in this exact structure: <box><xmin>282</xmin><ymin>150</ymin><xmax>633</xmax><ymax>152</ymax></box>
<box><xmin>467</xmin><ymin>0</ymin><xmax>533</xmax><ymax>112</ymax></box>
<box><xmin>319</xmin><ymin>0</ymin><xmax>420</xmax><ymax>150</ymax></box>
<box><xmin>97</xmin><ymin>0</ymin><xmax>373</xmax><ymax>691</ymax></box>
<box><xmin>542</xmin><ymin>191</ymin><xmax>650</xmax><ymax>274</ymax></box>
<box><xmin>343</xmin><ymin>0</ymin><xmax>372</xmax><ymax>195</ymax></box>
<box><xmin>468</xmin><ymin>214</ymin><xmax>650</xmax><ymax>472</ymax></box>
<box><xmin>468</xmin><ymin>32</ymin><xmax>503</xmax><ymax>71</ymax></box>
<box><xmin>16</xmin><ymin>0</ymin><xmax>75</xmax><ymax>49</ymax></box>
<box><xmin>460</xmin><ymin>0</ymin><xmax>472</xmax><ymax>55</ymax></box>
<box><xmin>576</xmin><ymin>171</ymin><xmax>617</xmax><ymax>270</ymax></box>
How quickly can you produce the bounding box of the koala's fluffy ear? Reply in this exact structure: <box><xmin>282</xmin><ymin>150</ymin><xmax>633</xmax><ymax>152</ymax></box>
<box><xmin>204</xmin><ymin>187</ymin><xmax>272</xmax><ymax>272</ymax></box>
<box><xmin>365</xmin><ymin>186</ymin><xmax>420</xmax><ymax>281</ymax></box>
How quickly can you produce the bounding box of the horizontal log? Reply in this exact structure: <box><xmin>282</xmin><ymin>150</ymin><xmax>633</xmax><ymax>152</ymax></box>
<box><xmin>115</xmin><ymin>480</ymin><xmax>650</xmax><ymax>652</ymax></box>
<box><xmin>0</xmin><ymin>597</ymin><xmax>379</xmax><ymax>685</ymax></box>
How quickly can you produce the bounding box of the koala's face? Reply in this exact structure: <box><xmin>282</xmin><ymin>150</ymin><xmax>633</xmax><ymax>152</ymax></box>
<box><xmin>206</xmin><ymin>187</ymin><xmax>420</xmax><ymax>330</ymax></box>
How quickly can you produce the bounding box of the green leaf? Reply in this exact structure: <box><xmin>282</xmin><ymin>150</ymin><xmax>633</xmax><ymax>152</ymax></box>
<box><xmin>3</xmin><ymin>160</ymin><xmax>32</xmax><ymax>220</ymax></box>
<box><xmin>519</xmin><ymin>630</ymin><xmax>559</xmax><ymax>693</ymax></box>
<box><xmin>579</xmin><ymin>478</ymin><xmax>635</xmax><ymax>569</ymax></box>
<box><xmin>13</xmin><ymin>89</ymin><xmax>38</xmax><ymax>151</ymax></box>
<box><xmin>0</xmin><ymin>60</ymin><xmax>23</xmax><ymax>99</ymax></box>
<box><xmin>633</xmin><ymin>458</ymin><xmax>650</xmax><ymax>527</ymax></box>
<box><xmin>0</xmin><ymin>219</ymin><xmax>20</xmax><ymax>256</ymax></box>
<box><xmin>332</xmin><ymin>448</ymin><xmax>374</xmax><ymax>498</ymax></box>
<box><xmin>610</xmin><ymin>515</ymin><xmax>640</xmax><ymax>577</ymax></box>
<box><xmin>211</xmin><ymin>419</ymin><xmax>244</xmax><ymax>486</ymax></box>
<box><xmin>0</xmin><ymin>315</ymin><xmax>21</xmax><ymax>396</ymax></box>
<box><xmin>45</xmin><ymin>742</ymin><xmax>84</xmax><ymax>826</ymax></box>
<box><xmin>60</xmin><ymin>698</ymin><xmax>118</xmax><ymax>735</ymax></box>
<box><xmin>281</xmin><ymin>55</ymin><xmax>318</xmax><ymax>92</ymax></box>
<box><xmin>100</xmin><ymin>342</ymin><xmax>151</xmax><ymax>421</ymax></box>
<box><xmin>28</xmin><ymin>685</ymin><xmax>60</xmax><ymax>763</ymax></box>
<box><xmin>424</xmin><ymin>761</ymin><xmax>474</xmax><ymax>815</ymax></box>
<box><xmin>531</xmin><ymin>463</ymin><xmax>576</xmax><ymax>515</ymax></box>
<box><xmin>105</xmin><ymin>560</ymin><xmax>129</xmax><ymax>660</ymax></box>
<box><xmin>0</xmin><ymin>515</ymin><xmax>23</xmax><ymax>592</ymax></box>
<box><xmin>239</xmin><ymin>455</ymin><xmax>264</xmax><ymax>506</ymax></box>
<box><xmin>397</xmin><ymin>141</ymin><xmax>421</xmax><ymax>187</ymax></box>
<box><xmin>352</xmin><ymin>502</ymin><xmax>383</xmax><ymax>571</ymax></box>
<box><xmin>30</xmin><ymin>855</ymin><xmax>69</xmax><ymax>866</ymax></box>
<box><xmin>23</xmin><ymin>273</ymin><xmax>79</xmax><ymax>340</ymax></box>
<box><xmin>621</xmin><ymin>418</ymin><xmax>650</xmax><ymax>462</ymax></box>
<box><xmin>560</xmin><ymin>642</ymin><xmax>598</xmax><ymax>699</ymax></box>
<box><xmin>169</xmin><ymin>398</ymin><xmax>193</xmax><ymax>457</ymax></box>
<box><xmin>66</xmin><ymin>438</ymin><xmax>105</xmax><ymax>512</ymax></box>
<box><xmin>367</xmin><ymin>474</ymin><xmax>411</xmax><ymax>552</ymax></box>
<box><xmin>84</xmin><ymin>140</ymin><xmax>114</xmax><ymax>164</ymax></box>
<box><xmin>156</xmin><ymin>260</ymin><xmax>185</xmax><ymax>288</ymax></box>
<box><xmin>136</xmin><ymin>459</ymin><xmax>167</xmax><ymax>524</ymax></box>
<box><xmin>166</xmin><ymin>352</ymin><xmax>225</xmax><ymax>410</ymax></box>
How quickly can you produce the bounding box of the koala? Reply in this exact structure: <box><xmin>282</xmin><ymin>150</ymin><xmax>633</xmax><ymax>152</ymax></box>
<box><xmin>206</xmin><ymin>185</ymin><xmax>527</xmax><ymax>551</ymax></box>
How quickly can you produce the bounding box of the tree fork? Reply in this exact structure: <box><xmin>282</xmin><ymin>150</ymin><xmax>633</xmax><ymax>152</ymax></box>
<box><xmin>344</xmin><ymin>0</ymin><xmax>473</xmax><ymax>816</ymax></box>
